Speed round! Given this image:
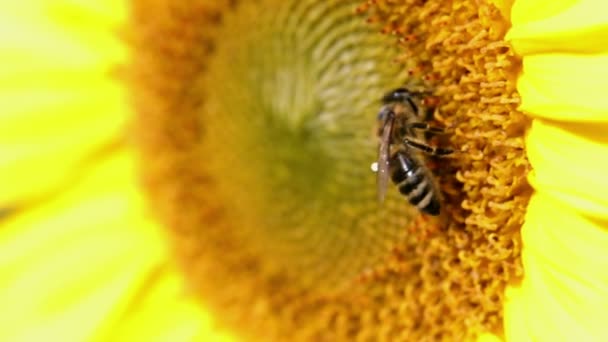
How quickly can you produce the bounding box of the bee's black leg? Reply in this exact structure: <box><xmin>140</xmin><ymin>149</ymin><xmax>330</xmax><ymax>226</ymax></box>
<box><xmin>424</xmin><ymin>106</ymin><xmax>435</xmax><ymax>122</ymax></box>
<box><xmin>404</xmin><ymin>97</ymin><xmax>419</xmax><ymax>115</ymax></box>
<box><xmin>404</xmin><ymin>137</ymin><xmax>453</xmax><ymax>156</ymax></box>
<box><xmin>406</xmin><ymin>122</ymin><xmax>448</xmax><ymax>135</ymax></box>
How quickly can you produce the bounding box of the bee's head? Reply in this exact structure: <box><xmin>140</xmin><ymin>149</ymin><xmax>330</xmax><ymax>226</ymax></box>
<box><xmin>381</xmin><ymin>87</ymin><xmax>410</xmax><ymax>104</ymax></box>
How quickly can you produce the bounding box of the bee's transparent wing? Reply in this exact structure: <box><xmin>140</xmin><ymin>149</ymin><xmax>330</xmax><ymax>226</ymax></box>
<box><xmin>377</xmin><ymin>111</ymin><xmax>394</xmax><ymax>203</ymax></box>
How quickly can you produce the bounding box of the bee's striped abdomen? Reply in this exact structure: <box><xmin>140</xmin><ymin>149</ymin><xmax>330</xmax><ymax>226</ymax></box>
<box><xmin>390</xmin><ymin>151</ymin><xmax>440</xmax><ymax>216</ymax></box>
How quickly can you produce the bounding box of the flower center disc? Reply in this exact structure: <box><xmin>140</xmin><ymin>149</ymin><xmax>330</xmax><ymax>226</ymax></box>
<box><xmin>200</xmin><ymin>0</ymin><xmax>415</xmax><ymax>289</ymax></box>
<box><xmin>130</xmin><ymin>0</ymin><xmax>530</xmax><ymax>340</ymax></box>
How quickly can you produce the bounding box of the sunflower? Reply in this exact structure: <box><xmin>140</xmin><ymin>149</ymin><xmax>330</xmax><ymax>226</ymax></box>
<box><xmin>2</xmin><ymin>0</ymin><xmax>607</xmax><ymax>341</ymax></box>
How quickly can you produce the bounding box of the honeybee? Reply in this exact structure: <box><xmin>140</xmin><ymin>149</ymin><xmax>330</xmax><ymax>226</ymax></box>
<box><xmin>374</xmin><ymin>87</ymin><xmax>452</xmax><ymax>216</ymax></box>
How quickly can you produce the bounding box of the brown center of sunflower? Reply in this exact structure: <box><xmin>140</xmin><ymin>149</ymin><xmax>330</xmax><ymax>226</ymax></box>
<box><xmin>129</xmin><ymin>0</ymin><xmax>531</xmax><ymax>340</ymax></box>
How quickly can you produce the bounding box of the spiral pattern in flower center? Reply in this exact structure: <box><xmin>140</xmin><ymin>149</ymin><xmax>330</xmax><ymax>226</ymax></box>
<box><xmin>200</xmin><ymin>0</ymin><xmax>414</xmax><ymax>288</ymax></box>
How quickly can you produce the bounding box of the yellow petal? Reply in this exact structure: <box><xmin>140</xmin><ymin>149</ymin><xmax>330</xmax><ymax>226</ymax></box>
<box><xmin>0</xmin><ymin>0</ymin><xmax>128</xmax><ymax>206</ymax></box>
<box><xmin>504</xmin><ymin>0</ymin><xmax>608</xmax><ymax>340</ymax></box>
<box><xmin>478</xmin><ymin>332</ymin><xmax>504</xmax><ymax>342</ymax></box>
<box><xmin>1</xmin><ymin>1</ymin><xmax>234</xmax><ymax>341</ymax></box>
<box><xmin>505</xmin><ymin>194</ymin><xmax>608</xmax><ymax>341</ymax></box>
<box><xmin>527</xmin><ymin>120</ymin><xmax>608</xmax><ymax>217</ymax></box>
<box><xmin>516</xmin><ymin>53</ymin><xmax>608</xmax><ymax>122</ymax></box>
<box><xmin>107</xmin><ymin>268</ymin><xmax>234</xmax><ymax>342</ymax></box>
<box><xmin>0</xmin><ymin>148</ymin><xmax>159</xmax><ymax>341</ymax></box>
<box><xmin>508</xmin><ymin>0</ymin><xmax>608</xmax><ymax>54</ymax></box>
<box><xmin>0</xmin><ymin>147</ymin><xmax>233</xmax><ymax>341</ymax></box>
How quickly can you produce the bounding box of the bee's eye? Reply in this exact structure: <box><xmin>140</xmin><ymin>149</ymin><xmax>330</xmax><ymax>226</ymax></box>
<box><xmin>383</xmin><ymin>92</ymin><xmax>398</xmax><ymax>103</ymax></box>
<box><xmin>383</xmin><ymin>88</ymin><xmax>411</xmax><ymax>104</ymax></box>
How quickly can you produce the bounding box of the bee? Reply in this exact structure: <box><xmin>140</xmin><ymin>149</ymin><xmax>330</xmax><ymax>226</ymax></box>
<box><xmin>374</xmin><ymin>87</ymin><xmax>453</xmax><ymax>216</ymax></box>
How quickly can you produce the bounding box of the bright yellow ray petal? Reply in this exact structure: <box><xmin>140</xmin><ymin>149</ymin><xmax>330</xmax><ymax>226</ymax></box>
<box><xmin>0</xmin><ymin>148</ymin><xmax>162</xmax><ymax>341</ymax></box>
<box><xmin>478</xmin><ymin>332</ymin><xmax>504</xmax><ymax>342</ymax></box>
<box><xmin>509</xmin><ymin>2</ymin><xmax>608</xmax><ymax>123</ymax></box>
<box><xmin>508</xmin><ymin>0</ymin><xmax>608</xmax><ymax>54</ymax></box>
<box><xmin>0</xmin><ymin>0</ymin><xmax>128</xmax><ymax>206</ymax></box>
<box><xmin>1</xmin><ymin>1</ymin><xmax>235</xmax><ymax>341</ymax></box>
<box><xmin>107</xmin><ymin>267</ymin><xmax>235</xmax><ymax>342</ymax></box>
<box><xmin>0</xmin><ymin>2</ymin><xmax>125</xmax><ymax>71</ymax></box>
<box><xmin>526</xmin><ymin>121</ymin><xmax>608</xmax><ymax>217</ymax></box>
<box><xmin>516</xmin><ymin>53</ymin><xmax>608</xmax><ymax>122</ymax></box>
<box><xmin>504</xmin><ymin>0</ymin><xmax>608</xmax><ymax>341</ymax></box>
<box><xmin>0</xmin><ymin>145</ymin><xmax>233</xmax><ymax>341</ymax></box>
